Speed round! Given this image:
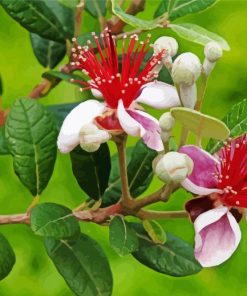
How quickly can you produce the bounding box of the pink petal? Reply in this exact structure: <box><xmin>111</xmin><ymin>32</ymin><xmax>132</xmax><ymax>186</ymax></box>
<box><xmin>181</xmin><ymin>178</ymin><xmax>222</xmax><ymax>196</ymax></box>
<box><xmin>194</xmin><ymin>207</ymin><xmax>241</xmax><ymax>267</ymax></box>
<box><xmin>57</xmin><ymin>100</ymin><xmax>105</xmax><ymax>153</ymax></box>
<box><xmin>128</xmin><ymin>110</ymin><xmax>164</xmax><ymax>151</ymax></box>
<box><xmin>136</xmin><ymin>81</ymin><xmax>181</xmax><ymax>109</ymax></box>
<box><xmin>180</xmin><ymin>145</ymin><xmax>219</xmax><ymax>190</ymax></box>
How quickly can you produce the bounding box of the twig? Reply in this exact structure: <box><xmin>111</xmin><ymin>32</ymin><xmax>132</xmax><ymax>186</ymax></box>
<box><xmin>136</xmin><ymin>209</ymin><xmax>188</xmax><ymax>220</ymax></box>
<box><xmin>0</xmin><ymin>213</ymin><xmax>30</xmax><ymax>225</ymax></box>
<box><xmin>75</xmin><ymin>0</ymin><xmax>85</xmax><ymax>37</ymax></box>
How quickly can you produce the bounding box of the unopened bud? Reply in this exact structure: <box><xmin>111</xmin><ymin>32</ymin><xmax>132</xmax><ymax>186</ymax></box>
<box><xmin>153</xmin><ymin>152</ymin><xmax>193</xmax><ymax>183</ymax></box>
<box><xmin>79</xmin><ymin>123</ymin><xmax>111</xmax><ymax>152</ymax></box>
<box><xmin>153</xmin><ymin>36</ymin><xmax>178</xmax><ymax>57</ymax></box>
<box><xmin>204</xmin><ymin>41</ymin><xmax>222</xmax><ymax>62</ymax></box>
<box><xmin>159</xmin><ymin>112</ymin><xmax>175</xmax><ymax>131</ymax></box>
<box><xmin>172</xmin><ymin>53</ymin><xmax>201</xmax><ymax>86</ymax></box>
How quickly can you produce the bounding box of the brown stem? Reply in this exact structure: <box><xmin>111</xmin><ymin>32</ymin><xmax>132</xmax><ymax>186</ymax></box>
<box><xmin>0</xmin><ymin>213</ymin><xmax>30</xmax><ymax>225</ymax></box>
<box><xmin>137</xmin><ymin>209</ymin><xmax>188</xmax><ymax>220</ymax></box>
<box><xmin>75</xmin><ymin>0</ymin><xmax>85</xmax><ymax>37</ymax></box>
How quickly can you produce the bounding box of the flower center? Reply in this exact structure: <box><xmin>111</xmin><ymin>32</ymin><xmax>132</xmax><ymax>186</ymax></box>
<box><xmin>69</xmin><ymin>28</ymin><xmax>165</xmax><ymax>109</ymax></box>
<box><xmin>216</xmin><ymin>134</ymin><xmax>247</xmax><ymax>208</ymax></box>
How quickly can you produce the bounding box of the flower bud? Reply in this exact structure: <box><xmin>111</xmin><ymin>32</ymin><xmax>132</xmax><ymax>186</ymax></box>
<box><xmin>204</xmin><ymin>41</ymin><xmax>222</xmax><ymax>62</ymax></box>
<box><xmin>153</xmin><ymin>151</ymin><xmax>193</xmax><ymax>183</ymax></box>
<box><xmin>159</xmin><ymin>112</ymin><xmax>175</xmax><ymax>131</ymax></box>
<box><xmin>172</xmin><ymin>53</ymin><xmax>201</xmax><ymax>86</ymax></box>
<box><xmin>79</xmin><ymin>123</ymin><xmax>111</xmax><ymax>152</ymax></box>
<box><xmin>153</xmin><ymin>36</ymin><xmax>178</xmax><ymax>57</ymax></box>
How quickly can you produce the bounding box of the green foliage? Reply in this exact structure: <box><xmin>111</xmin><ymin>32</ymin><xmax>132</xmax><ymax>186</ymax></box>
<box><xmin>171</xmin><ymin>107</ymin><xmax>230</xmax><ymax>140</ymax></box>
<box><xmin>5</xmin><ymin>98</ymin><xmax>58</xmax><ymax>196</ymax></box>
<box><xmin>142</xmin><ymin>220</ymin><xmax>167</xmax><ymax>244</ymax></box>
<box><xmin>0</xmin><ymin>126</ymin><xmax>9</xmax><ymax>155</ymax></box>
<box><xmin>169</xmin><ymin>23</ymin><xmax>230</xmax><ymax>50</ymax></box>
<box><xmin>42</xmin><ymin>70</ymin><xmax>85</xmax><ymax>87</ymax></box>
<box><xmin>109</xmin><ymin>216</ymin><xmax>139</xmax><ymax>256</ymax></box>
<box><xmin>58</xmin><ymin>0</ymin><xmax>79</xmax><ymax>9</ymax></box>
<box><xmin>45</xmin><ymin>233</ymin><xmax>113</xmax><ymax>296</ymax></box>
<box><xmin>131</xmin><ymin>223</ymin><xmax>202</xmax><ymax>277</ymax></box>
<box><xmin>207</xmin><ymin>98</ymin><xmax>247</xmax><ymax>153</ymax></box>
<box><xmin>154</xmin><ymin>0</ymin><xmax>217</xmax><ymax>20</ymax></box>
<box><xmin>85</xmin><ymin>0</ymin><xmax>106</xmax><ymax>17</ymax></box>
<box><xmin>0</xmin><ymin>234</ymin><xmax>15</xmax><ymax>281</ymax></box>
<box><xmin>30</xmin><ymin>203</ymin><xmax>80</xmax><ymax>239</ymax></box>
<box><xmin>30</xmin><ymin>33</ymin><xmax>66</xmax><ymax>69</ymax></box>
<box><xmin>0</xmin><ymin>74</ymin><xmax>3</xmax><ymax>96</ymax></box>
<box><xmin>70</xmin><ymin>144</ymin><xmax>111</xmax><ymax>200</ymax></box>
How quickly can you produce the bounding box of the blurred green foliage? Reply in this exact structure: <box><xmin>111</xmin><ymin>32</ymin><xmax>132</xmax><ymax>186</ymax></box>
<box><xmin>0</xmin><ymin>0</ymin><xmax>247</xmax><ymax>295</ymax></box>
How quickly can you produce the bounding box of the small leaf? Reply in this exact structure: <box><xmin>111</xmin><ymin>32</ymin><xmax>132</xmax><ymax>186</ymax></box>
<box><xmin>30</xmin><ymin>203</ymin><xmax>80</xmax><ymax>239</ymax></box>
<box><xmin>131</xmin><ymin>223</ymin><xmax>202</xmax><ymax>277</ymax></box>
<box><xmin>169</xmin><ymin>23</ymin><xmax>230</xmax><ymax>51</ymax></box>
<box><xmin>111</xmin><ymin>0</ymin><xmax>162</xmax><ymax>30</ymax></box>
<box><xmin>171</xmin><ymin>107</ymin><xmax>230</xmax><ymax>140</ymax></box>
<box><xmin>85</xmin><ymin>0</ymin><xmax>106</xmax><ymax>17</ymax></box>
<box><xmin>143</xmin><ymin>220</ymin><xmax>166</xmax><ymax>244</ymax></box>
<box><xmin>42</xmin><ymin>70</ymin><xmax>85</xmax><ymax>87</ymax></box>
<box><xmin>207</xmin><ymin>98</ymin><xmax>247</xmax><ymax>153</ymax></box>
<box><xmin>154</xmin><ymin>0</ymin><xmax>216</xmax><ymax>20</ymax></box>
<box><xmin>109</xmin><ymin>216</ymin><xmax>139</xmax><ymax>256</ymax></box>
<box><xmin>0</xmin><ymin>126</ymin><xmax>9</xmax><ymax>155</ymax></box>
<box><xmin>45</xmin><ymin>233</ymin><xmax>113</xmax><ymax>296</ymax></box>
<box><xmin>0</xmin><ymin>233</ymin><xmax>16</xmax><ymax>280</ymax></box>
<box><xmin>0</xmin><ymin>0</ymin><xmax>71</xmax><ymax>42</ymax></box>
<box><xmin>5</xmin><ymin>98</ymin><xmax>58</xmax><ymax>196</ymax></box>
<box><xmin>70</xmin><ymin>144</ymin><xmax>111</xmax><ymax>200</ymax></box>
<box><xmin>30</xmin><ymin>33</ymin><xmax>66</xmax><ymax>69</ymax></box>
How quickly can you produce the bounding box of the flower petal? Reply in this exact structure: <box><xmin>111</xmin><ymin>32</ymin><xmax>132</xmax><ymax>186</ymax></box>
<box><xmin>128</xmin><ymin>110</ymin><xmax>164</xmax><ymax>151</ymax></box>
<box><xmin>136</xmin><ymin>81</ymin><xmax>181</xmax><ymax>109</ymax></box>
<box><xmin>181</xmin><ymin>178</ymin><xmax>222</xmax><ymax>196</ymax></box>
<box><xmin>57</xmin><ymin>100</ymin><xmax>105</xmax><ymax>153</ymax></box>
<box><xmin>185</xmin><ymin>196</ymin><xmax>215</xmax><ymax>222</ymax></box>
<box><xmin>194</xmin><ymin>207</ymin><xmax>241</xmax><ymax>267</ymax></box>
<box><xmin>180</xmin><ymin>145</ymin><xmax>219</xmax><ymax>191</ymax></box>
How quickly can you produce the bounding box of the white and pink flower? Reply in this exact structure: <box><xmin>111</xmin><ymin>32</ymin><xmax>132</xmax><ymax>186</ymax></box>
<box><xmin>57</xmin><ymin>29</ymin><xmax>180</xmax><ymax>153</ymax></box>
<box><xmin>180</xmin><ymin>134</ymin><xmax>247</xmax><ymax>267</ymax></box>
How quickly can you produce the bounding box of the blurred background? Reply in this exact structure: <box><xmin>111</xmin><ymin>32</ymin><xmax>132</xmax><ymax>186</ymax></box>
<box><xmin>0</xmin><ymin>0</ymin><xmax>247</xmax><ymax>295</ymax></box>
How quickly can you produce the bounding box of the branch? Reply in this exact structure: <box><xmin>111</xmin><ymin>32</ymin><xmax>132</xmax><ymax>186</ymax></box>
<box><xmin>136</xmin><ymin>209</ymin><xmax>188</xmax><ymax>220</ymax></box>
<box><xmin>0</xmin><ymin>213</ymin><xmax>30</xmax><ymax>225</ymax></box>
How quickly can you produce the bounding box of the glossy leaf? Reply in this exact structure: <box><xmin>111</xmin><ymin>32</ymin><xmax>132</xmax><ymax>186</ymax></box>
<box><xmin>171</xmin><ymin>107</ymin><xmax>230</xmax><ymax>140</ymax></box>
<box><xmin>0</xmin><ymin>0</ymin><xmax>70</xmax><ymax>42</ymax></box>
<box><xmin>70</xmin><ymin>144</ymin><xmax>111</xmax><ymax>200</ymax></box>
<box><xmin>30</xmin><ymin>203</ymin><xmax>80</xmax><ymax>239</ymax></box>
<box><xmin>5</xmin><ymin>98</ymin><xmax>58</xmax><ymax>196</ymax></box>
<box><xmin>0</xmin><ymin>233</ymin><xmax>16</xmax><ymax>280</ymax></box>
<box><xmin>0</xmin><ymin>126</ymin><xmax>9</xmax><ymax>155</ymax></box>
<box><xmin>111</xmin><ymin>0</ymin><xmax>162</xmax><ymax>30</ymax></box>
<box><xmin>169</xmin><ymin>23</ymin><xmax>230</xmax><ymax>50</ymax></box>
<box><xmin>102</xmin><ymin>141</ymin><xmax>156</xmax><ymax>206</ymax></box>
<box><xmin>154</xmin><ymin>0</ymin><xmax>216</xmax><ymax>20</ymax></box>
<box><xmin>45</xmin><ymin>233</ymin><xmax>113</xmax><ymax>296</ymax></box>
<box><xmin>131</xmin><ymin>223</ymin><xmax>202</xmax><ymax>277</ymax></box>
<box><xmin>109</xmin><ymin>216</ymin><xmax>139</xmax><ymax>256</ymax></box>
<box><xmin>143</xmin><ymin>220</ymin><xmax>166</xmax><ymax>244</ymax></box>
<box><xmin>30</xmin><ymin>33</ymin><xmax>66</xmax><ymax>69</ymax></box>
<box><xmin>207</xmin><ymin>98</ymin><xmax>247</xmax><ymax>153</ymax></box>
<box><xmin>58</xmin><ymin>0</ymin><xmax>79</xmax><ymax>9</ymax></box>
<box><xmin>85</xmin><ymin>0</ymin><xmax>106</xmax><ymax>17</ymax></box>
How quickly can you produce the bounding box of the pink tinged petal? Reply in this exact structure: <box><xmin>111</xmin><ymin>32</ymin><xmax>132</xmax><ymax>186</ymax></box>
<box><xmin>181</xmin><ymin>178</ymin><xmax>222</xmax><ymax>196</ymax></box>
<box><xmin>194</xmin><ymin>207</ymin><xmax>241</xmax><ymax>267</ymax></box>
<box><xmin>179</xmin><ymin>145</ymin><xmax>219</xmax><ymax>189</ymax></box>
<box><xmin>57</xmin><ymin>100</ymin><xmax>105</xmax><ymax>153</ymax></box>
<box><xmin>136</xmin><ymin>81</ymin><xmax>181</xmax><ymax>109</ymax></box>
<box><xmin>127</xmin><ymin>110</ymin><xmax>164</xmax><ymax>151</ymax></box>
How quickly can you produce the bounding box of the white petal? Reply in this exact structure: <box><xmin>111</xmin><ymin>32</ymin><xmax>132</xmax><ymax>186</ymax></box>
<box><xmin>194</xmin><ymin>207</ymin><xmax>241</xmax><ymax>267</ymax></box>
<box><xmin>57</xmin><ymin>100</ymin><xmax>105</xmax><ymax>153</ymax></box>
<box><xmin>136</xmin><ymin>81</ymin><xmax>181</xmax><ymax>109</ymax></box>
<box><xmin>117</xmin><ymin>100</ymin><xmax>145</xmax><ymax>137</ymax></box>
<box><xmin>181</xmin><ymin>178</ymin><xmax>222</xmax><ymax>196</ymax></box>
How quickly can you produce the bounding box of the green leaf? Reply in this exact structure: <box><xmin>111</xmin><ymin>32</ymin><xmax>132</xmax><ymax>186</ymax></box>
<box><xmin>0</xmin><ymin>233</ymin><xmax>15</xmax><ymax>280</ymax></box>
<box><xmin>207</xmin><ymin>99</ymin><xmax>247</xmax><ymax>153</ymax></box>
<box><xmin>45</xmin><ymin>233</ymin><xmax>113</xmax><ymax>296</ymax></box>
<box><xmin>0</xmin><ymin>0</ymin><xmax>72</xmax><ymax>42</ymax></box>
<box><xmin>85</xmin><ymin>0</ymin><xmax>106</xmax><ymax>17</ymax></box>
<box><xmin>0</xmin><ymin>126</ymin><xmax>9</xmax><ymax>155</ymax></box>
<box><xmin>58</xmin><ymin>0</ymin><xmax>79</xmax><ymax>9</ymax></box>
<box><xmin>169</xmin><ymin>23</ymin><xmax>230</xmax><ymax>51</ymax></box>
<box><xmin>111</xmin><ymin>0</ymin><xmax>162</xmax><ymax>30</ymax></box>
<box><xmin>102</xmin><ymin>141</ymin><xmax>157</xmax><ymax>206</ymax></box>
<box><xmin>30</xmin><ymin>33</ymin><xmax>66</xmax><ymax>69</ymax></box>
<box><xmin>70</xmin><ymin>144</ymin><xmax>111</xmax><ymax>200</ymax></box>
<box><xmin>171</xmin><ymin>107</ymin><xmax>230</xmax><ymax>140</ymax></box>
<box><xmin>143</xmin><ymin>220</ymin><xmax>167</xmax><ymax>244</ymax></box>
<box><xmin>154</xmin><ymin>0</ymin><xmax>216</xmax><ymax>20</ymax></box>
<box><xmin>42</xmin><ymin>70</ymin><xmax>85</xmax><ymax>87</ymax></box>
<box><xmin>131</xmin><ymin>223</ymin><xmax>202</xmax><ymax>277</ymax></box>
<box><xmin>5</xmin><ymin>98</ymin><xmax>58</xmax><ymax>196</ymax></box>
<box><xmin>30</xmin><ymin>203</ymin><xmax>80</xmax><ymax>239</ymax></box>
<box><xmin>109</xmin><ymin>216</ymin><xmax>139</xmax><ymax>256</ymax></box>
